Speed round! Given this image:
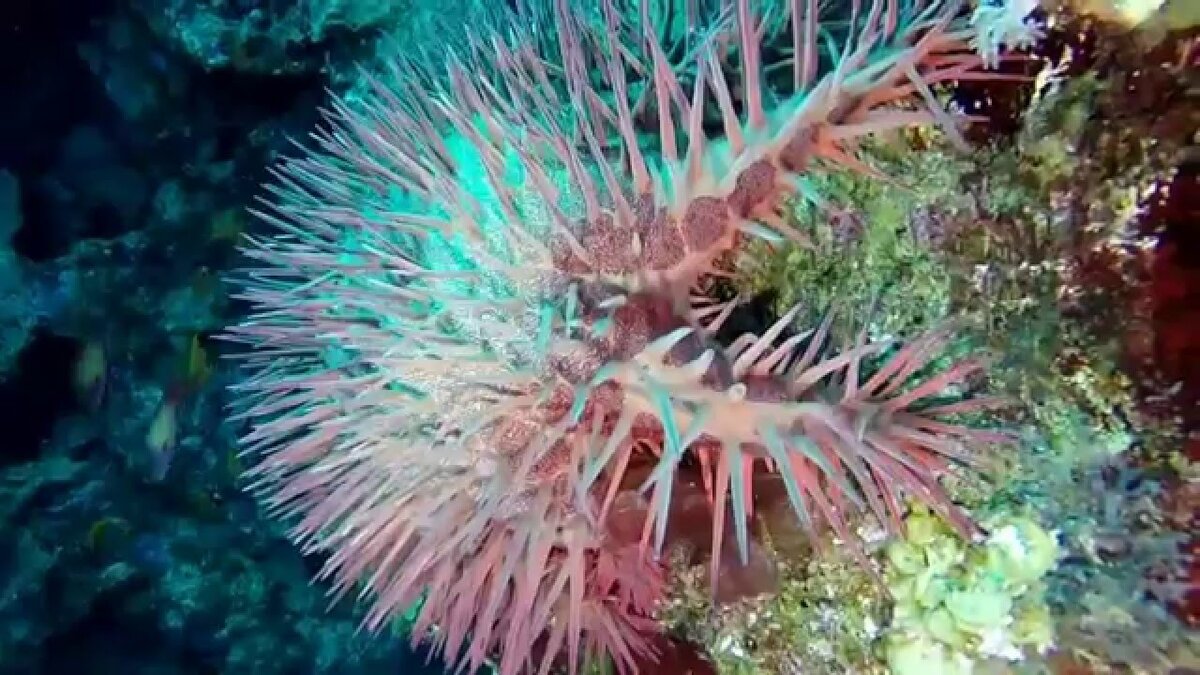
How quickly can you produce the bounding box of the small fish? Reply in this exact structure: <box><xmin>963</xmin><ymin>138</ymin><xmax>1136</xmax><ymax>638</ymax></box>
<box><xmin>74</xmin><ymin>341</ymin><xmax>107</xmax><ymax>409</ymax></box>
<box><xmin>183</xmin><ymin>333</ymin><xmax>213</xmax><ymax>388</ymax></box>
<box><xmin>146</xmin><ymin>398</ymin><xmax>179</xmax><ymax>481</ymax></box>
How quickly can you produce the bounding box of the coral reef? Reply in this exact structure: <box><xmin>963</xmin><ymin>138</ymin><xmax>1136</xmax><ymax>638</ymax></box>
<box><xmin>0</xmin><ymin>0</ymin><xmax>1195</xmax><ymax>672</ymax></box>
<box><xmin>131</xmin><ymin>0</ymin><xmax>410</xmax><ymax>75</ymax></box>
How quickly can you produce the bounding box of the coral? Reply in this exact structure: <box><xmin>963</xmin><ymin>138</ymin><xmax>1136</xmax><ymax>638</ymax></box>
<box><xmin>881</xmin><ymin>506</ymin><xmax>1059</xmax><ymax>674</ymax></box>
<box><xmin>626</xmin><ymin>21</ymin><xmax>1195</xmax><ymax>666</ymax></box>
<box><xmin>1000</xmin><ymin>411</ymin><xmax>1200</xmax><ymax>673</ymax></box>
<box><xmin>226</xmin><ymin>0</ymin><xmax>1016</xmax><ymax>672</ymax></box>
<box><xmin>735</xmin><ymin>133</ymin><xmax>972</xmax><ymax>343</ymax></box>
<box><xmin>662</xmin><ymin>534</ymin><xmax>890</xmax><ymax>674</ymax></box>
<box><xmin>968</xmin><ymin>0</ymin><xmax>1044</xmax><ymax>68</ymax></box>
<box><xmin>132</xmin><ymin>0</ymin><xmax>410</xmax><ymax>75</ymax></box>
<box><xmin>0</xmin><ymin>169</ymin><xmax>45</xmax><ymax>377</ymax></box>
<box><xmin>739</xmin><ymin>60</ymin><xmax>1180</xmax><ymax>446</ymax></box>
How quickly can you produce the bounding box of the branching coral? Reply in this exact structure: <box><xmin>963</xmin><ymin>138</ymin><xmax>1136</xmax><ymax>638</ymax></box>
<box><xmin>225</xmin><ymin>0</ymin><xmax>1021</xmax><ymax>672</ymax></box>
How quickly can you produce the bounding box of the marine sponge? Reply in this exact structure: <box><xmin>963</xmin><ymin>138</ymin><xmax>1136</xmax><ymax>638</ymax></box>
<box><xmin>226</xmin><ymin>0</ymin><xmax>1018</xmax><ymax>672</ymax></box>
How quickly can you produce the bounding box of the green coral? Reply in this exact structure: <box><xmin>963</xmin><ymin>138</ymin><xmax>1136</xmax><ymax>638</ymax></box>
<box><xmin>882</xmin><ymin>507</ymin><xmax>1060</xmax><ymax>675</ymax></box>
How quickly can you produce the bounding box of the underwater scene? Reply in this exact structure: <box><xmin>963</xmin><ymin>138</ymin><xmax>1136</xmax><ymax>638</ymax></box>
<box><xmin>0</xmin><ymin>0</ymin><xmax>1196</xmax><ymax>673</ymax></box>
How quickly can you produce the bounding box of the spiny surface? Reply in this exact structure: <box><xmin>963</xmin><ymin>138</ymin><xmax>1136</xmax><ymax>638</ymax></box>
<box><xmin>227</xmin><ymin>0</ymin><xmax>1015</xmax><ymax>672</ymax></box>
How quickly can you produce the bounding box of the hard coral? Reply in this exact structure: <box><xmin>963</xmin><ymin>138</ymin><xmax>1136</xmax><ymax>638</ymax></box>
<box><xmin>227</xmin><ymin>0</ymin><xmax>1015</xmax><ymax>672</ymax></box>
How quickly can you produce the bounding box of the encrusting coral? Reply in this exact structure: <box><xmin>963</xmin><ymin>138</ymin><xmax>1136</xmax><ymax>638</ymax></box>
<box><xmin>882</xmin><ymin>506</ymin><xmax>1059</xmax><ymax>674</ymax></box>
<box><xmin>224</xmin><ymin>0</ymin><xmax>1030</xmax><ymax>672</ymax></box>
